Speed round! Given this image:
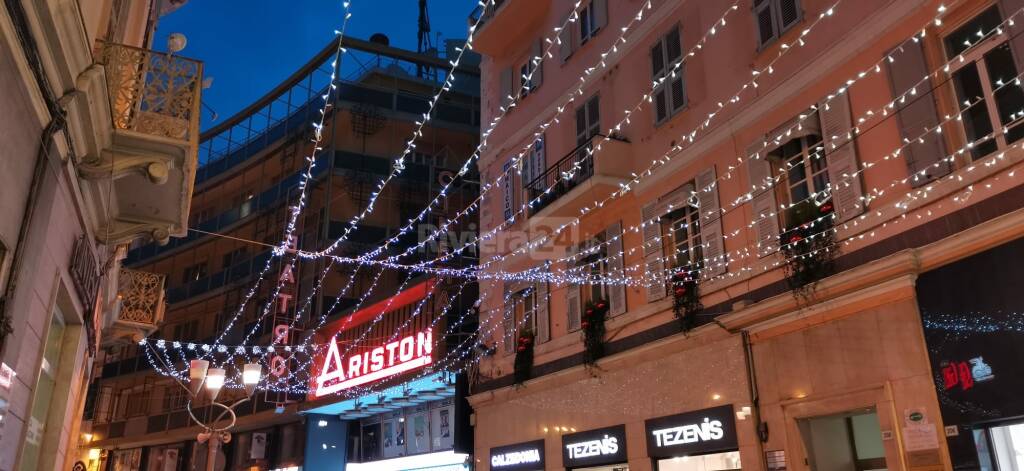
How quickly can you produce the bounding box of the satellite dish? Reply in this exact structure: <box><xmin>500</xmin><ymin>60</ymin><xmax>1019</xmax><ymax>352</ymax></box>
<box><xmin>167</xmin><ymin>33</ymin><xmax>187</xmax><ymax>53</ymax></box>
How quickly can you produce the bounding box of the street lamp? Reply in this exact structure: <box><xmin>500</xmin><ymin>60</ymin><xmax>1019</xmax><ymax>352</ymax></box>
<box><xmin>186</xmin><ymin>359</ymin><xmax>262</xmax><ymax>471</ymax></box>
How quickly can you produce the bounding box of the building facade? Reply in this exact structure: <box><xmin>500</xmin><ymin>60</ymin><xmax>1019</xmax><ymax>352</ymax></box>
<box><xmin>470</xmin><ymin>0</ymin><xmax>1024</xmax><ymax>470</ymax></box>
<box><xmin>81</xmin><ymin>36</ymin><xmax>481</xmax><ymax>471</ymax></box>
<box><xmin>0</xmin><ymin>1</ymin><xmax>202</xmax><ymax>470</ymax></box>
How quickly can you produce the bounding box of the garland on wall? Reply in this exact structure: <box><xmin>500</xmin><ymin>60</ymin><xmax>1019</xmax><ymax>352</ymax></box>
<box><xmin>781</xmin><ymin>200</ymin><xmax>837</xmax><ymax>301</ymax></box>
<box><xmin>513</xmin><ymin>327</ymin><xmax>535</xmax><ymax>386</ymax></box>
<box><xmin>671</xmin><ymin>269</ymin><xmax>702</xmax><ymax>332</ymax></box>
<box><xmin>582</xmin><ymin>299</ymin><xmax>609</xmax><ymax>367</ymax></box>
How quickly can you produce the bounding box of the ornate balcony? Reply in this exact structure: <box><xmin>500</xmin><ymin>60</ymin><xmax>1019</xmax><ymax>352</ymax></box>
<box><xmin>524</xmin><ymin>134</ymin><xmax>632</xmax><ymax>220</ymax></box>
<box><xmin>102</xmin><ymin>268</ymin><xmax>166</xmax><ymax>346</ymax></box>
<box><xmin>73</xmin><ymin>43</ymin><xmax>203</xmax><ymax>246</ymax></box>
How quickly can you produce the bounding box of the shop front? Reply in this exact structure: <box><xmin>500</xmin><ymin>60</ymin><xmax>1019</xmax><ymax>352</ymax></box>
<box><xmin>301</xmin><ymin>279</ymin><xmax>474</xmax><ymax>470</ymax></box>
<box><xmin>470</xmin><ymin>334</ymin><xmax>755</xmax><ymax>471</ymax></box>
<box><xmin>644</xmin><ymin>405</ymin><xmax>740</xmax><ymax>471</ymax></box>
<box><xmin>916</xmin><ymin>236</ymin><xmax>1024</xmax><ymax>469</ymax></box>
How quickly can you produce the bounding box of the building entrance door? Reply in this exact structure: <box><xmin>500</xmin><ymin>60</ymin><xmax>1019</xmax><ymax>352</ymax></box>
<box><xmin>797</xmin><ymin>408</ymin><xmax>887</xmax><ymax>471</ymax></box>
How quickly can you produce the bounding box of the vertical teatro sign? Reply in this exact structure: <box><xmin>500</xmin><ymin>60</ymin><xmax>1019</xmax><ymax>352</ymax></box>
<box><xmin>266</xmin><ymin>234</ymin><xmax>302</xmax><ymax>404</ymax></box>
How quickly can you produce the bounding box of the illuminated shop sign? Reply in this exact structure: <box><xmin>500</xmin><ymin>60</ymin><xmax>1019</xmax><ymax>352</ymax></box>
<box><xmin>941</xmin><ymin>356</ymin><xmax>995</xmax><ymax>391</ymax></box>
<box><xmin>489</xmin><ymin>440</ymin><xmax>545</xmax><ymax>471</ymax></box>
<box><xmin>644</xmin><ymin>405</ymin><xmax>738</xmax><ymax>458</ymax></box>
<box><xmin>561</xmin><ymin>425</ymin><xmax>627</xmax><ymax>468</ymax></box>
<box><xmin>315</xmin><ymin>329</ymin><xmax>433</xmax><ymax>397</ymax></box>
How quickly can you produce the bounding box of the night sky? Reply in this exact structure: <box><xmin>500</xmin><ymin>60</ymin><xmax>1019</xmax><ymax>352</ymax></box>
<box><xmin>153</xmin><ymin>0</ymin><xmax>472</xmax><ymax>131</ymax></box>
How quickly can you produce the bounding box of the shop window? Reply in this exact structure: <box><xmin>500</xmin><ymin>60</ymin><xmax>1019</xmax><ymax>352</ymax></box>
<box><xmin>651</xmin><ymin>25</ymin><xmax>686</xmax><ymax>124</ymax></box>
<box><xmin>797</xmin><ymin>409</ymin><xmax>886</xmax><ymax>471</ymax></box>
<box><xmin>754</xmin><ymin>0</ymin><xmax>802</xmax><ymax>49</ymax></box>
<box><xmin>181</xmin><ymin>262</ymin><xmax>207</xmax><ymax>284</ymax></box>
<box><xmin>944</xmin><ymin>6</ymin><xmax>1024</xmax><ymax>160</ymax></box>
<box><xmin>361</xmin><ymin>421</ymin><xmax>382</xmax><ymax>461</ymax></box>
<box><xmin>19</xmin><ymin>308</ymin><xmax>68</xmax><ymax>470</ymax></box>
<box><xmin>655</xmin><ymin>452</ymin><xmax>741</xmax><ymax>471</ymax></box>
<box><xmin>767</xmin><ymin>133</ymin><xmax>832</xmax><ymax>230</ymax></box>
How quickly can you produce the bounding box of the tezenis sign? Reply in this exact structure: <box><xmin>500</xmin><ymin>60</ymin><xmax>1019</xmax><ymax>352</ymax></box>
<box><xmin>315</xmin><ymin>329</ymin><xmax>433</xmax><ymax>397</ymax></box>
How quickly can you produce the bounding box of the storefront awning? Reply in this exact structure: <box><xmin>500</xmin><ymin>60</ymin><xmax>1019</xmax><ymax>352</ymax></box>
<box><xmin>300</xmin><ymin>373</ymin><xmax>455</xmax><ymax>419</ymax></box>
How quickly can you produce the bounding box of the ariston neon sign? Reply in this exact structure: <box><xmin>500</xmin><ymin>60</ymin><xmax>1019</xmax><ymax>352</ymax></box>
<box><xmin>314</xmin><ymin>329</ymin><xmax>433</xmax><ymax>397</ymax></box>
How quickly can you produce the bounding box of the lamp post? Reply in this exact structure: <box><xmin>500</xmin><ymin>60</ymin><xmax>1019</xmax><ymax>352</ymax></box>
<box><xmin>186</xmin><ymin>359</ymin><xmax>262</xmax><ymax>471</ymax></box>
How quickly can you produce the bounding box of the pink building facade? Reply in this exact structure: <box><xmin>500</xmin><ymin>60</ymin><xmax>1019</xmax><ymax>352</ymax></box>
<box><xmin>471</xmin><ymin>0</ymin><xmax>1024</xmax><ymax>469</ymax></box>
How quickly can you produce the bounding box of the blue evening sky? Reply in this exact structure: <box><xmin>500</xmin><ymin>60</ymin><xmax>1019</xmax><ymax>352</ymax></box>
<box><xmin>154</xmin><ymin>1</ymin><xmax>472</xmax><ymax>131</ymax></box>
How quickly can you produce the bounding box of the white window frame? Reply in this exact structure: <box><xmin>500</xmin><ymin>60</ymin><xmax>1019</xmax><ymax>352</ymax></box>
<box><xmin>768</xmin><ymin>134</ymin><xmax>831</xmax><ymax>228</ymax></box>
<box><xmin>946</xmin><ymin>29</ymin><xmax>1024</xmax><ymax>157</ymax></box>
<box><xmin>519</xmin><ymin>60</ymin><xmax>536</xmax><ymax>98</ymax></box>
<box><xmin>578</xmin><ymin>239</ymin><xmax>609</xmax><ymax>307</ymax></box>
<box><xmin>662</xmin><ymin>202</ymin><xmax>703</xmax><ymax>271</ymax></box>
<box><xmin>579</xmin><ymin>2</ymin><xmax>599</xmax><ymax>44</ymax></box>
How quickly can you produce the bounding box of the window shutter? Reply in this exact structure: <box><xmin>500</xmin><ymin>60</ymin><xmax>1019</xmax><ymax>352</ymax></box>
<box><xmin>592</xmin><ymin>0</ymin><xmax>608</xmax><ymax>32</ymax></box>
<box><xmin>754</xmin><ymin>0</ymin><xmax>775</xmax><ymax>48</ymax></box>
<box><xmin>501</xmin><ymin>158</ymin><xmax>514</xmax><ymax>221</ymax></box>
<box><xmin>558</xmin><ymin>12</ymin><xmax>574</xmax><ymax>63</ymax></box>
<box><xmin>1000</xmin><ymin>0</ymin><xmax>1024</xmax><ymax>71</ymax></box>
<box><xmin>885</xmin><ymin>41</ymin><xmax>951</xmax><ymax>187</ymax></box>
<box><xmin>666</xmin><ymin>27</ymin><xmax>686</xmax><ymax>113</ymax></box>
<box><xmin>528</xmin><ymin>134</ymin><xmax>546</xmax><ymax>191</ymax></box>
<box><xmin>565</xmin><ymin>245</ymin><xmax>582</xmax><ymax>331</ymax></box>
<box><xmin>641</xmin><ymin>202</ymin><xmax>667</xmax><ymax>302</ymax></box>
<box><xmin>502</xmin><ymin>285</ymin><xmax>514</xmax><ymax>354</ymax></box>
<box><xmin>651</xmin><ymin>41</ymin><xmax>669</xmax><ymax>123</ymax></box>
<box><xmin>778</xmin><ymin>0</ymin><xmax>802</xmax><ymax>31</ymax></box>
<box><xmin>535</xmin><ymin>277</ymin><xmax>550</xmax><ymax>343</ymax></box>
<box><xmin>818</xmin><ymin>94</ymin><xmax>865</xmax><ymax>223</ymax></box>
<box><xmin>605</xmin><ymin>222</ymin><xmax>627</xmax><ymax>316</ymax></box>
<box><xmin>531</xmin><ymin>39</ymin><xmax>544</xmax><ymax>88</ymax></box>
<box><xmin>499</xmin><ymin>67</ymin><xmax>513</xmax><ymax>109</ymax></box>
<box><xmin>747</xmin><ymin>142</ymin><xmax>780</xmax><ymax>255</ymax></box>
<box><xmin>695</xmin><ymin>166</ymin><xmax>727</xmax><ymax>277</ymax></box>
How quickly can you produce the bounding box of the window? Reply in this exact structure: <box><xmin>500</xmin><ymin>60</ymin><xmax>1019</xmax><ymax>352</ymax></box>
<box><xmin>222</xmin><ymin>247</ymin><xmax>248</xmax><ymax>270</ymax></box>
<box><xmin>181</xmin><ymin>263</ymin><xmax>207</xmax><ymax>284</ymax></box>
<box><xmin>504</xmin><ymin>288</ymin><xmax>537</xmax><ymax>353</ymax></box>
<box><xmin>579</xmin><ymin>0</ymin><xmax>606</xmax><ymax>44</ymax></box>
<box><xmin>519</xmin><ymin>61</ymin><xmax>536</xmax><ymax>98</ymax></box>
<box><xmin>651</xmin><ymin>25</ymin><xmax>686</xmax><ymax>124</ymax></box>
<box><xmin>579</xmin><ymin>238</ymin><xmax>609</xmax><ymax>308</ymax></box>
<box><xmin>944</xmin><ymin>6</ymin><xmax>1024</xmax><ymax>160</ymax></box>
<box><xmin>576</xmin><ymin>94</ymin><xmax>601</xmax><ymax>146</ymax></box>
<box><xmin>162</xmin><ymin>386</ymin><xmax>188</xmax><ymax>412</ymax></box>
<box><xmin>172</xmin><ymin>319</ymin><xmax>199</xmax><ymax>341</ymax></box>
<box><xmin>768</xmin><ymin>134</ymin><xmax>831</xmax><ymax>229</ymax></box>
<box><xmin>754</xmin><ymin>0</ymin><xmax>802</xmax><ymax>49</ymax></box>
<box><xmin>662</xmin><ymin>203</ymin><xmax>703</xmax><ymax>271</ymax></box>
<box><xmin>238</xmin><ymin>190</ymin><xmax>255</xmax><ymax>218</ymax></box>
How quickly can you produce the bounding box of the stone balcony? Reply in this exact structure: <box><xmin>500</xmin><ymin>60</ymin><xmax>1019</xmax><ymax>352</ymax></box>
<box><xmin>101</xmin><ymin>268</ymin><xmax>166</xmax><ymax>346</ymax></box>
<box><xmin>524</xmin><ymin>134</ymin><xmax>632</xmax><ymax>222</ymax></box>
<box><xmin>468</xmin><ymin>0</ymin><xmax>551</xmax><ymax>56</ymax></box>
<box><xmin>71</xmin><ymin>43</ymin><xmax>203</xmax><ymax>246</ymax></box>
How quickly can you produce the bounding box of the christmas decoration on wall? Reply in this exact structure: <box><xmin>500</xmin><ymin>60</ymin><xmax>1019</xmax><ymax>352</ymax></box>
<box><xmin>513</xmin><ymin>327</ymin><xmax>535</xmax><ymax>386</ymax></box>
<box><xmin>670</xmin><ymin>269</ymin><xmax>702</xmax><ymax>332</ymax></box>
<box><xmin>582</xmin><ymin>300</ymin><xmax>609</xmax><ymax>368</ymax></box>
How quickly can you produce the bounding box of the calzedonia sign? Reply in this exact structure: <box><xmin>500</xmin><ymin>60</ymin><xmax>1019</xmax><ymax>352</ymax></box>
<box><xmin>561</xmin><ymin>424</ymin><xmax>628</xmax><ymax>468</ymax></box>
<box><xmin>314</xmin><ymin>328</ymin><xmax>433</xmax><ymax>396</ymax></box>
<box><xmin>490</xmin><ymin>439</ymin><xmax>545</xmax><ymax>471</ymax></box>
<box><xmin>644</xmin><ymin>404</ymin><xmax>738</xmax><ymax>458</ymax></box>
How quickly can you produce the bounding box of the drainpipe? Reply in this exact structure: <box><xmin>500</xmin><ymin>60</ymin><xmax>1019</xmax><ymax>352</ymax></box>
<box><xmin>715</xmin><ymin>319</ymin><xmax>770</xmax><ymax>470</ymax></box>
<box><xmin>0</xmin><ymin>0</ymin><xmax>76</xmax><ymax>355</ymax></box>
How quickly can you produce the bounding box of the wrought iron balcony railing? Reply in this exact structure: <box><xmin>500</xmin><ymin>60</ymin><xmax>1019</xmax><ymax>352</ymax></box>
<box><xmin>99</xmin><ymin>42</ymin><xmax>202</xmax><ymax>144</ymax></box>
<box><xmin>117</xmin><ymin>268</ymin><xmax>166</xmax><ymax>326</ymax></box>
<box><xmin>525</xmin><ymin>134</ymin><xmax>629</xmax><ymax>216</ymax></box>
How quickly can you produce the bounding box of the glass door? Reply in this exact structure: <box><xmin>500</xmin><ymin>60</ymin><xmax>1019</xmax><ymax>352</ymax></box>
<box><xmin>798</xmin><ymin>409</ymin><xmax>887</xmax><ymax>471</ymax></box>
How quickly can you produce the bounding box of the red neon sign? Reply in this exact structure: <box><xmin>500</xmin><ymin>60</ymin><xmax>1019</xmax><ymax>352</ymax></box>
<box><xmin>315</xmin><ymin>329</ymin><xmax>433</xmax><ymax>397</ymax></box>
